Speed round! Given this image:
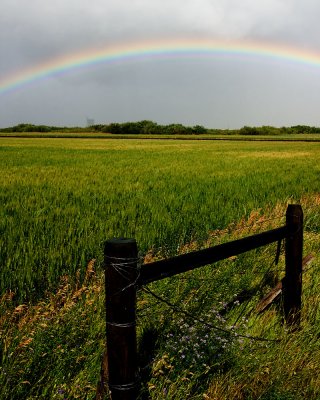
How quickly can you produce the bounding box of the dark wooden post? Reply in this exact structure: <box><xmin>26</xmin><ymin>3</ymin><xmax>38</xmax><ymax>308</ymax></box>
<box><xmin>104</xmin><ymin>238</ymin><xmax>139</xmax><ymax>400</ymax></box>
<box><xmin>284</xmin><ymin>204</ymin><xmax>303</xmax><ymax>326</ymax></box>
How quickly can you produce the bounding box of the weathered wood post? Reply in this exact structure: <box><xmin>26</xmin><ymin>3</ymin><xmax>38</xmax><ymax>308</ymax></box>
<box><xmin>104</xmin><ymin>238</ymin><xmax>139</xmax><ymax>400</ymax></box>
<box><xmin>284</xmin><ymin>204</ymin><xmax>303</xmax><ymax>326</ymax></box>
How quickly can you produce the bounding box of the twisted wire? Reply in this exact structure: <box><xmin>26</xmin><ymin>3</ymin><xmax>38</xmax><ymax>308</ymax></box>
<box><xmin>142</xmin><ymin>286</ymin><xmax>279</xmax><ymax>343</ymax></box>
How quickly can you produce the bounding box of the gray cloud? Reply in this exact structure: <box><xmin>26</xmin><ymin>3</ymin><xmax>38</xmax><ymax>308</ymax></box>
<box><xmin>1</xmin><ymin>0</ymin><xmax>320</xmax><ymax>128</ymax></box>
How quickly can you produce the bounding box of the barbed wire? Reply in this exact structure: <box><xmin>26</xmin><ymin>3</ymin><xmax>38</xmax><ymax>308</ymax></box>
<box><xmin>105</xmin><ymin>255</ymin><xmax>144</xmax><ymax>297</ymax></box>
<box><xmin>141</xmin><ymin>286</ymin><xmax>280</xmax><ymax>343</ymax></box>
<box><xmin>138</xmin><ymin>234</ymin><xmax>286</xmax><ymax>328</ymax></box>
<box><xmin>105</xmin><ymin>203</ymin><xmax>317</xmax><ymax>343</ymax></box>
<box><xmin>138</xmin><ymin>234</ymin><xmax>286</xmax><ymax>337</ymax></box>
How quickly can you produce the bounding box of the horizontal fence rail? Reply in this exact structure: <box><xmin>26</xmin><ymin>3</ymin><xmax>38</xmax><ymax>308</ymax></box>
<box><xmin>103</xmin><ymin>204</ymin><xmax>303</xmax><ymax>400</ymax></box>
<box><xmin>139</xmin><ymin>226</ymin><xmax>288</xmax><ymax>285</ymax></box>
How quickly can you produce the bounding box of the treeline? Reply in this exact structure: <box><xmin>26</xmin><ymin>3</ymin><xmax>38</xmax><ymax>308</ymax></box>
<box><xmin>1</xmin><ymin>121</ymin><xmax>320</xmax><ymax>135</ymax></box>
<box><xmin>237</xmin><ymin>125</ymin><xmax>320</xmax><ymax>135</ymax></box>
<box><xmin>0</xmin><ymin>123</ymin><xmax>86</xmax><ymax>133</ymax></box>
<box><xmin>90</xmin><ymin>121</ymin><xmax>207</xmax><ymax>135</ymax></box>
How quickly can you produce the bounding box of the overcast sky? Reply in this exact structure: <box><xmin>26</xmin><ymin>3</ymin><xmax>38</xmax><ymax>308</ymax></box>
<box><xmin>1</xmin><ymin>0</ymin><xmax>320</xmax><ymax>129</ymax></box>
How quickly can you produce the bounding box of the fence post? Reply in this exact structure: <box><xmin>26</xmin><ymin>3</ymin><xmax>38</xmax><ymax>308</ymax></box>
<box><xmin>284</xmin><ymin>204</ymin><xmax>303</xmax><ymax>327</ymax></box>
<box><xmin>104</xmin><ymin>238</ymin><xmax>139</xmax><ymax>400</ymax></box>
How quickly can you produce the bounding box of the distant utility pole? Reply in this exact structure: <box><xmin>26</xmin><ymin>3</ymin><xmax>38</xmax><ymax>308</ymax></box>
<box><xmin>86</xmin><ymin>117</ymin><xmax>95</xmax><ymax>127</ymax></box>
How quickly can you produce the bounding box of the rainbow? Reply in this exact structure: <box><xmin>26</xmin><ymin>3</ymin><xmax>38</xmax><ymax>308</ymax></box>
<box><xmin>1</xmin><ymin>38</ymin><xmax>320</xmax><ymax>95</ymax></box>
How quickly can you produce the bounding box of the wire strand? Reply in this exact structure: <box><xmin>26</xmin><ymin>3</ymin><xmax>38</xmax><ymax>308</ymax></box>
<box><xmin>141</xmin><ymin>286</ymin><xmax>279</xmax><ymax>343</ymax></box>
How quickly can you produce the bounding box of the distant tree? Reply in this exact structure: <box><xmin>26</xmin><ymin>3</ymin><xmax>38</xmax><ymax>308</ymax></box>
<box><xmin>239</xmin><ymin>126</ymin><xmax>259</xmax><ymax>135</ymax></box>
<box><xmin>291</xmin><ymin>125</ymin><xmax>320</xmax><ymax>134</ymax></box>
<box><xmin>108</xmin><ymin>123</ymin><xmax>122</xmax><ymax>134</ymax></box>
<box><xmin>137</xmin><ymin>120</ymin><xmax>159</xmax><ymax>134</ymax></box>
<box><xmin>192</xmin><ymin>125</ymin><xmax>207</xmax><ymax>135</ymax></box>
<box><xmin>164</xmin><ymin>124</ymin><xmax>191</xmax><ymax>135</ymax></box>
<box><xmin>259</xmin><ymin>126</ymin><xmax>280</xmax><ymax>135</ymax></box>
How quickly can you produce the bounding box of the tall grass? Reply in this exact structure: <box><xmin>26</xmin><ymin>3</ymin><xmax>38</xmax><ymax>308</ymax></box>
<box><xmin>1</xmin><ymin>137</ymin><xmax>320</xmax><ymax>399</ymax></box>
<box><xmin>1</xmin><ymin>138</ymin><xmax>320</xmax><ymax>301</ymax></box>
<box><xmin>1</xmin><ymin>199</ymin><xmax>319</xmax><ymax>399</ymax></box>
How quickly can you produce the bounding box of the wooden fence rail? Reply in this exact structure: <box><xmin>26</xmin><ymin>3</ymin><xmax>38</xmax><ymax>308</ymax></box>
<box><xmin>103</xmin><ymin>204</ymin><xmax>303</xmax><ymax>400</ymax></box>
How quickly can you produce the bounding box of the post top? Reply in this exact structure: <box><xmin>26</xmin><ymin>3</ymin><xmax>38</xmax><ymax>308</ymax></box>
<box><xmin>105</xmin><ymin>238</ymin><xmax>136</xmax><ymax>245</ymax></box>
<box><xmin>104</xmin><ymin>238</ymin><xmax>138</xmax><ymax>256</ymax></box>
<box><xmin>286</xmin><ymin>204</ymin><xmax>303</xmax><ymax>217</ymax></box>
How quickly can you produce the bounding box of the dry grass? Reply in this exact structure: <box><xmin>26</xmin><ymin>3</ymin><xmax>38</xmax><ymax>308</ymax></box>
<box><xmin>1</xmin><ymin>195</ymin><xmax>319</xmax><ymax>399</ymax></box>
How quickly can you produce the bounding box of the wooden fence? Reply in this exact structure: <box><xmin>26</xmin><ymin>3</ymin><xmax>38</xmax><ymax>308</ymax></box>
<box><xmin>103</xmin><ymin>204</ymin><xmax>303</xmax><ymax>400</ymax></box>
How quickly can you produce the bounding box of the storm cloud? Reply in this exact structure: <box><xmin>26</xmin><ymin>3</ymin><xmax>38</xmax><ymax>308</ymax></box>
<box><xmin>1</xmin><ymin>0</ymin><xmax>320</xmax><ymax>128</ymax></box>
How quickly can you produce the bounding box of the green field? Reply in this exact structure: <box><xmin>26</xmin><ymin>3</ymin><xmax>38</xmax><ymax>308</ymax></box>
<box><xmin>1</xmin><ymin>137</ymin><xmax>320</xmax><ymax>399</ymax></box>
<box><xmin>1</xmin><ymin>138</ymin><xmax>320</xmax><ymax>300</ymax></box>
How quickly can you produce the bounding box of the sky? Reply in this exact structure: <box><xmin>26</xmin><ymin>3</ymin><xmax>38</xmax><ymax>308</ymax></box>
<box><xmin>1</xmin><ymin>0</ymin><xmax>320</xmax><ymax>129</ymax></box>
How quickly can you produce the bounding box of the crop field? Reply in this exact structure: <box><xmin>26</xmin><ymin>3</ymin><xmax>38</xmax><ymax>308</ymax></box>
<box><xmin>1</xmin><ymin>137</ymin><xmax>320</xmax><ymax>399</ymax></box>
<box><xmin>1</xmin><ymin>137</ymin><xmax>320</xmax><ymax>300</ymax></box>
